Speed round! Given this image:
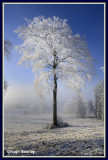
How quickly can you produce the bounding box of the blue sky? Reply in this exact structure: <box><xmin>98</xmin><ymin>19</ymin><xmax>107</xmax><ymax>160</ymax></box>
<box><xmin>4</xmin><ymin>3</ymin><xmax>104</xmax><ymax>102</ymax></box>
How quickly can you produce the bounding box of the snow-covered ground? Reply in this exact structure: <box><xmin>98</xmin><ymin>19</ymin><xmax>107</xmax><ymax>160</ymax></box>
<box><xmin>4</xmin><ymin>113</ymin><xmax>104</xmax><ymax>157</ymax></box>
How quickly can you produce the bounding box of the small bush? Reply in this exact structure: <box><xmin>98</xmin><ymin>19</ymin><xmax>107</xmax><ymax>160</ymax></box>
<box><xmin>45</xmin><ymin>117</ymin><xmax>69</xmax><ymax>129</ymax></box>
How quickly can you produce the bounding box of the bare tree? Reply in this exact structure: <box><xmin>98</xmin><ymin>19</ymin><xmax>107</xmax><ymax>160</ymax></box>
<box><xmin>15</xmin><ymin>16</ymin><xmax>95</xmax><ymax>126</ymax></box>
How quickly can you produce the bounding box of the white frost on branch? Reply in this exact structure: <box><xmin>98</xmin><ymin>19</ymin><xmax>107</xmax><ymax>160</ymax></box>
<box><xmin>14</xmin><ymin>16</ymin><xmax>95</xmax><ymax>96</ymax></box>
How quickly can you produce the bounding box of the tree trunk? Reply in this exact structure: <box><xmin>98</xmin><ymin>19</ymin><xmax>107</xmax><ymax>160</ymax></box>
<box><xmin>53</xmin><ymin>73</ymin><xmax>57</xmax><ymax>126</ymax></box>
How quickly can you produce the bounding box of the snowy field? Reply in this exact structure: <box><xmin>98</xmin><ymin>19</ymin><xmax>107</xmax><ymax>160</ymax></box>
<box><xmin>4</xmin><ymin>113</ymin><xmax>104</xmax><ymax>157</ymax></box>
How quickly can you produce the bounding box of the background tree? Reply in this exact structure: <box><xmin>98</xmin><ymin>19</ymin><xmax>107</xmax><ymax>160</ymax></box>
<box><xmin>4</xmin><ymin>79</ymin><xmax>8</xmax><ymax>94</ymax></box>
<box><xmin>95</xmin><ymin>80</ymin><xmax>104</xmax><ymax>120</ymax></box>
<box><xmin>63</xmin><ymin>95</ymin><xmax>86</xmax><ymax>118</ymax></box>
<box><xmin>4</xmin><ymin>40</ymin><xmax>12</xmax><ymax>61</ymax></box>
<box><xmin>4</xmin><ymin>40</ymin><xmax>13</xmax><ymax>94</ymax></box>
<box><xmin>74</xmin><ymin>95</ymin><xmax>86</xmax><ymax>118</ymax></box>
<box><xmin>88</xmin><ymin>100</ymin><xmax>94</xmax><ymax>114</ymax></box>
<box><xmin>63</xmin><ymin>99</ymin><xmax>74</xmax><ymax>114</ymax></box>
<box><xmin>15</xmin><ymin>16</ymin><xmax>95</xmax><ymax>126</ymax></box>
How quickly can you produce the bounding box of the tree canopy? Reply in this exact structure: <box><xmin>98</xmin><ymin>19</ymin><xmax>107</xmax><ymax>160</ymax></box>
<box><xmin>15</xmin><ymin>16</ymin><xmax>95</xmax><ymax>97</ymax></box>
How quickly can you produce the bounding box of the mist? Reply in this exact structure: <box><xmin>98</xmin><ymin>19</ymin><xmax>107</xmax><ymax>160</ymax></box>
<box><xmin>4</xmin><ymin>82</ymin><xmax>95</xmax><ymax>116</ymax></box>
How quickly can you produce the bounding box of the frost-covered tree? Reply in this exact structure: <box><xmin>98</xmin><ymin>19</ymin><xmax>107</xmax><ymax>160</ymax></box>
<box><xmin>15</xmin><ymin>16</ymin><xmax>95</xmax><ymax>126</ymax></box>
<box><xmin>4</xmin><ymin>40</ymin><xmax>13</xmax><ymax>61</ymax></box>
<box><xmin>95</xmin><ymin>80</ymin><xmax>104</xmax><ymax>120</ymax></box>
<box><xmin>4</xmin><ymin>40</ymin><xmax>13</xmax><ymax>94</ymax></box>
<box><xmin>63</xmin><ymin>95</ymin><xmax>86</xmax><ymax>118</ymax></box>
<box><xmin>4</xmin><ymin>79</ymin><xmax>8</xmax><ymax>94</ymax></box>
<box><xmin>63</xmin><ymin>99</ymin><xmax>76</xmax><ymax>114</ymax></box>
<box><xmin>75</xmin><ymin>95</ymin><xmax>86</xmax><ymax>118</ymax></box>
<box><xmin>63</xmin><ymin>99</ymin><xmax>74</xmax><ymax>114</ymax></box>
<box><xmin>88</xmin><ymin>100</ymin><xmax>94</xmax><ymax>114</ymax></box>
